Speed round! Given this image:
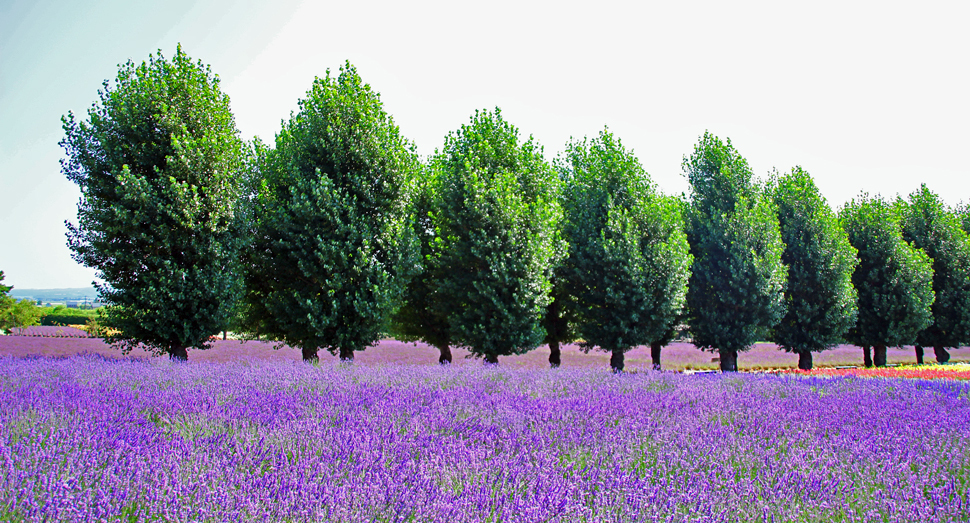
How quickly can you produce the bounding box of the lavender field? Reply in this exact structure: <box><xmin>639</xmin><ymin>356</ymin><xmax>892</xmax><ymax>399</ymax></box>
<box><xmin>1</xmin><ymin>355</ymin><xmax>968</xmax><ymax>522</ymax></box>
<box><xmin>2</xmin><ymin>334</ymin><xmax>969</xmax><ymax>369</ymax></box>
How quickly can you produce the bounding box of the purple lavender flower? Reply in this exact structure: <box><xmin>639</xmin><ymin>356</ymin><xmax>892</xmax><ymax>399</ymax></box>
<box><xmin>0</xmin><ymin>355</ymin><xmax>966</xmax><ymax>521</ymax></box>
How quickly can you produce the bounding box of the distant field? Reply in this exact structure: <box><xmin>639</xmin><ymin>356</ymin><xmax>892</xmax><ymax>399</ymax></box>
<box><xmin>8</xmin><ymin>287</ymin><xmax>98</xmax><ymax>303</ymax></box>
<box><xmin>1</xmin><ymin>335</ymin><xmax>967</xmax><ymax>370</ymax></box>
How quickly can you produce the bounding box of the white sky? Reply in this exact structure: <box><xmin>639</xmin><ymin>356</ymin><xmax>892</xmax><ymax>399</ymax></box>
<box><xmin>1</xmin><ymin>0</ymin><xmax>968</xmax><ymax>289</ymax></box>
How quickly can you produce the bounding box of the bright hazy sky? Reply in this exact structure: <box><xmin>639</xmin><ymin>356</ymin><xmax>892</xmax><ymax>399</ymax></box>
<box><xmin>1</xmin><ymin>0</ymin><xmax>968</xmax><ymax>289</ymax></box>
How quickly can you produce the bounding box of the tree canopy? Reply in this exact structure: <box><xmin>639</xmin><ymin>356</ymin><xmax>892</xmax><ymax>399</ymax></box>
<box><xmin>60</xmin><ymin>45</ymin><xmax>246</xmax><ymax>360</ymax></box>
<box><xmin>684</xmin><ymin>132</ymin><xmax>787</xmax><ymax>371</ymax></box>
<box><xmin>432</xmin><ymin>108</ymin><xmax>566</xmax><ymax>364</ymax></box>
<box><xmin>241</xmin><ymin>62</ymin><xmax>420</xmax><ymax>362</ymax></box>
<box><xmin>557</xmin><ymin>129</ymin><xmax>691</xmax><ymax>372</ymax></box>
<box><xmin>899</xmin><ymin>185</ymin><xmax>970</xmax><ymax>363</ymax></box>
<box><xmin>956</xmin><ymin>202</ymin><xmax>970</xmax><ymax>237</ymax></box>
<box><xmin>840</xmin><ymin>193</ymin><xmax>935</xmax><ymax>366</ymax></box>
<box><xmin>0</xmin><ymin>272</ymin><xmax>12</xmax><ymax>320</ymax></box>
<box><xmin>771</xmin><ymin>167</ymin><xmax>859</xmax><ymax>369</ymax></box>
<box><xmin>51</xmin><ymin>45</ymin><xmax>968</xmax><ymax>368</ymax></box>
<box><xmin>0</xmin><ymin>272</ymin><xmax>40</xmax><ymax>334</ymax></box>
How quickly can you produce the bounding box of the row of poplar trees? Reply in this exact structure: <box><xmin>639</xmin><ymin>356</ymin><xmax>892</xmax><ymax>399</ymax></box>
<box><xmin>61</xmin><ymin>48</ymin><xmax>970</xmax><ymax>370</ymax></box>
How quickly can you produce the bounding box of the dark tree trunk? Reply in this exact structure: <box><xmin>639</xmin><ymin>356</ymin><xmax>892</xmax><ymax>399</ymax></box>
<box><xmin>863</xmin><ymin>346</ymin><xmax>872</xmax><ymax>368</ymax></box>
<box><xmin>437</xmin><ymin>344</ymin><xmax>453</xmax><ymax>365</ymax></box>
<box><xmin>222</xmin><ymin>331</ymin><xmax>227</xmax><ymax>340</ymax></box>
<box><xmin>484</xmin><ymin>353</ymin><xmax>499</xmax><ymax>365</ymax></box>
<box><xmin>549</xmin><ymin>340</ymin><xmax>561</xmax><ymax>368</ymax></box>
<box><xmin>873</xmin><ymin>345</ymin><xmax>887</xmax><ymax>367</ymax></box>
<box><xmin>797</xmin><ymin>351</ymin><xmax>813</xmax><ymax>370</ymax></box>
<box><xmin>610</xmin><ymin>348</ymin><xmax>625</xmax><ymax>373</ymax></box>
<box><xmin>169</xmin><ymin>346</ymin><xmax>188</xmax><ymax>362</ymax></box>
<box><xmin>650</xmin><ymin>342</ymin><xmax>662</xmax><ymax>371</ymax></box>
<box><xmin>546</xmin><ymin>296</ymin><xmax>562</xmax><ymax>369</ymax></box>
<box><xmin>915</xmin><ymin>345</ymin><xmax>924</xmax><ymax>365</ymax></box>
<box><xmin>302</xmin><ymin>347</ymin><xmax>319</xmax><ymax>363</ymax></box>
<box><xmin>934</xmin><ymin>346</ymin><xmax>951</xmax><ymax>363</ymax></box>
<box><xmin>339</xmin><ymin>346</ymin><xmax>354</xmax><ymax>362</ymax></box>
<box><xmin>719</xmin><ymin>349</ymin><xmax>738</xmax><ymax>372</ymax></box>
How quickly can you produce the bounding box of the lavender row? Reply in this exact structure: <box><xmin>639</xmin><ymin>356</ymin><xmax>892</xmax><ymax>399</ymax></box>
<box><xmin>7</xmin><ymin>326</ymin><xmax>92</xmax><ymax>338</ymax></box>
<box><xmin>3</xmin><ymin>336</ymin><xmax>968</xmax><ymax>370</ymax></box>
<box><xmin>1</xmin><ymin>355</ymin><xmax>967</xmax><ymax>522</ymax></box>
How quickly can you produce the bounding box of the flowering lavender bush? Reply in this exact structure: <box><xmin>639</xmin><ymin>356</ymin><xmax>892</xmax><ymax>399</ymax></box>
<box><xmin>4</xmin><ymin>336</ymin><xmax>968</xmax><ymax>369</ymax></box>
<box><xmin>0</xmin><ymin>355</ymin><xmax>967</xmax><ymax>522</ymax></box>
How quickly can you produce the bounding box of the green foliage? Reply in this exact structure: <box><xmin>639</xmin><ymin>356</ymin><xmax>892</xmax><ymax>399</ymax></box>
<box><xmin>956</xmin><ymin>202</ymin><xmax>970</xmax><ymax>236</ymax></box>
<box><xmin>771</xmin><ymin>167</ymin><xmax>859</xmax><ymax>355</ymax></box>
<box><xmin>0</xmin><ymin>272</ymin><xmax>43</xmax><ymax>333</ymax></box>
<box><xmin>684</xmin><ymin>131</ymin><xmax>756</xmax><ymax>216</ymax></box>
<box><xmin>899</xmin><ymin>185</ymin><xmax>970</xmax><ymax>349</ymax></box>
<box><xmin>60</xmin><ymin>45</ymin><xmax>246</xmax><ymax>358</ymax></box>
<box><xmin>0</xmin><ymin>272</ymin><xmax>12</xmax><ymax>326</ymax></box>
<box><xmin>557</xmin><ymin>128</ymin><xmax>692</xmax><ymax>370</ymax></box>
<box><xmin>684</xmin><ymin>132</ymin><xmax>788</xmax><ymax>366</ymax></box>
<box><xmin>242</xmin><ymin>62</ymin><xmax>420</xmax><ymax>361</ymax></box>
<box><xmin>39</xmin><ymin>305</ymin><xmax>99</xmax><ymax>316</ymax></box>
<box><xmin>433</xmin><ymin>108</ymin><xmax>566</xmax><ymax>363</ymax></box>
<box><xmin>839</xmin><ymin>194</ymin><xmax>934</xmax><ymax>347</ymax></box>
<box><xmin>38</xmin><ymin>306</ymin><xmax>99</xmax><ymax>327</ymax></box>
<box><xmin>388</xmin><ymin>164</ymin><xmax>453</xmax><ymax>355</ymax></box>
<box><xmin>1</xmin><ymin>301</ymin><xmax>43</xmax><ymax>332</ymax></box>
<box><xmin>40</xmin><ymin>313</ymin><xmax>98</xmax><ymax>327</ymax></box>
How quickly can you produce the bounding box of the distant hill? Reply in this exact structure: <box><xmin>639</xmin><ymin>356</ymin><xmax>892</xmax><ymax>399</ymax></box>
<box><xmin>9</xmin><ymin>287</ymin><xmax>98</xmax><ymax>302</ymax></box>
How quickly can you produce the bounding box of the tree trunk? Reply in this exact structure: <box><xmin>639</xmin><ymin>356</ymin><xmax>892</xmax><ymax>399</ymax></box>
<box><xmin>934</xmin><ymin>346</ymin><xmax>951</xmax><ymax>363</ymax></box>
<box><xmin>169</xmin><ymin>346</ymin><xmax>188</xmax><ymax>362</ymax></box>
<box><xmin>222</xmin><ymin>330</ymin><xmax>227</xmax><ymax>340</ymax></box>
<box><xmin>339</xmin><ymin>346</ymin><xmax>354</xmax><ymax>362</ymax></box>
<box><xmin>549</xmin><ymin>340</ymin><xmax>561</xmax><ymax>368</ymax></box>
<box><xmin>873</xmin><ymin>345</ymin><xmax>887</xmax><ymax>367</ymax></box>
<box><xmin>610</xmin><ymin>348</ymin><xmax>625</xmax><ymax>373</ymax></box>
<box><xmin>863</xmin><ymin>346</ymin><xmax>872</xmax><ymax>368</ymax></box>
<box><xmin>719</xmin><ymin>349</ymin><xmax>738</xmax><ymax>372</ymax></box>
<box><xmin>302</xmin><ymin>347</ymin><xmax>319</xmax><ymax>363</ymax></box>
<box><xmin>650</xmin><ymin>342</ymin><xmax>662</xmax><ymax>371</ymax></box>
<box><xmin>484</xmin><ymin>353</ymin><xmax>499</xmax><ymax>365</ymax></box>
<box><xmin>797</xmin><ymin>351</ymin><xmax>813</xmax><ymax>371</ymax></box>
<box><xmin>915</xmin><ymin>345</ymin><xmax>924</xmax><ymax>365</ymax></box>
<box><xmin>437</xmin><ymin>344</ymin><xmax>453</xmax><ymax>365</ymax></box>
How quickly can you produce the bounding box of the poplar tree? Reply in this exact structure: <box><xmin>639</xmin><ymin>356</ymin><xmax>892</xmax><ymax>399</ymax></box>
<box><xmin>684</xmin><ymin>132</ymin><xmax>787</xmax><ymax>372</ymax></box>
<box><xmin>60</xmin><ymin>45</ymin><xmax>246</xmax><ymax>360</ymax></box>
<box><xmin>899</xmin><ymin>185</ymin><xmax>970</xmax><ymax>363</ymax></box>
<box><xmin>433</xmin><ymin>109</ymin><xmax>565</xmax><ymax>364</ymax></box>
<box><xmin>558</xmin><ymin>129</ymin><xmax>691</xmax><ymax>372</ymax></box>
<box><xmin>771</xmin><ymin>167</ymin><xmax>859</xmax><ymax>370</ymax></box>
<box><xmin>242</xmin><ymin>62</ymin><xmax>420</xmax><ymax>362</ymax></box>
<box><xmin>840</xmin><ymin>194</ymin><xmax>934</xmax><ymax>366</ymax></box>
